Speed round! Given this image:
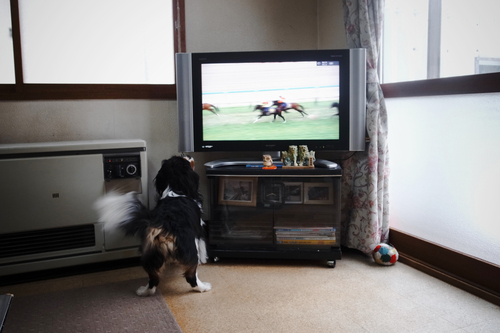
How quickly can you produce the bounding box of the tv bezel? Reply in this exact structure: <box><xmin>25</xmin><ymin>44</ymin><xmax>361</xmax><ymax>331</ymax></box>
<box><xmin>176</xmin><ymin>49</ymin><xmax>366</xmax><ymax>153</ymax></box>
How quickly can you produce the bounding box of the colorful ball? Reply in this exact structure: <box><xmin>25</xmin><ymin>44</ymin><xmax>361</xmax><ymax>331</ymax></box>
<box><xmin>372</xmin><ymin>243</ymin><xmax>398</xmax><ymax>265</ymax></box>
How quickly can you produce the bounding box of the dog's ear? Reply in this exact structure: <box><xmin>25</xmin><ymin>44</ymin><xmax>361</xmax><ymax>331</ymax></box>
<box><xmin>154</xmin><ymin>159</ymin><xmax>171</xmax><ymax>196</ymax></box>
<box><xmin>173</xmin><ymin>156</ymin><xmax>199</xmax><ymax>198</ymax></box>
<box><xmin>184</xmin><ymin>170</ymin><xmax>200</xmax><ymax>199</ymax></box>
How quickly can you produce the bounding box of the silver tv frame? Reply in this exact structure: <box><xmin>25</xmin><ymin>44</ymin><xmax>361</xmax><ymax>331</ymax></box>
<box><xmin>176</xmin><ymin>49</ymin><xmax>366</xmax><ymax>152</ymax></box>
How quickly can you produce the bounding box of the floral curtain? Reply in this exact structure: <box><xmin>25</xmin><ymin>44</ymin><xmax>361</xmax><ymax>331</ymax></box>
<box><xmin>340</xmin><ymin>0</ymin><xmax>390</xmax><ymax>253</ymax></box>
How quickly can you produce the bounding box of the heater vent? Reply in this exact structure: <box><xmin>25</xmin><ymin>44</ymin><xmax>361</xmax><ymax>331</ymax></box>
<box><xmin>0</xmin><ymin>224</ymin><xmax>96</xmax><ymax>259</ymax></box>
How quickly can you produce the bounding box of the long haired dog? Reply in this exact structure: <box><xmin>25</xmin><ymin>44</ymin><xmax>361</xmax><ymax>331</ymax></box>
<box><xmin>94</xmin><ymin>155</ymin><xmax>211</xmax><ymax>296</ymax></box>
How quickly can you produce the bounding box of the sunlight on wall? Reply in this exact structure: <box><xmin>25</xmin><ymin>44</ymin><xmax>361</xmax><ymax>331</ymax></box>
<box><xmin>386</xmin><ymin>92</ymin><xmax>500</xmax><ymax>266</ymax></box>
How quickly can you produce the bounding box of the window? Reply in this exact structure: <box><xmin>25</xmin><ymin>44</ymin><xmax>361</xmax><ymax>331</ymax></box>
<box><xmin>382</xmin><ymin>0</ymin><xmax>429</xmax><ymax>83</ymax></box>
<box><xmin>0</xmin><ymin>0</ymin><xmax>185</xmax><ymax>100</ymax></box>
<box><xmin>0</xmin><ymin>0</ymin><xmax>15</xmax><ymax>83</ymax></box>
<box><xmin>382</xmin><ymin>0</ymin><xmax>500</xmax><ymax>97</ymax></box>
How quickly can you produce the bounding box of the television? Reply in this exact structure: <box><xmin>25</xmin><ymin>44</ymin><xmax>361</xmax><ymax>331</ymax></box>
<box><xmin>176</xmin><ymin>49</ymin><xmax>366</xmax><ymax>156</ymax></box>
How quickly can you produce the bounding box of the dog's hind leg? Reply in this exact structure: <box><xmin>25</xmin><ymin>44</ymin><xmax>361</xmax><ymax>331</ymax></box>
<box><xmin>136</xmin><ymin>234</ymin><xmax>165</xmax><ymax>296</ymax></box>
<box><xmin>136</xmin><ymin>268</ymin><xmax>161</xmax><ymax>297</ymax></box>
<box><xmin>137</xmin><ymin>262</ymin><xmax>162</xmax><ymax>296</ymax></box>
<box><xmin>184</xmin><ymin>265</ymin><xmax>211</xmax><ymax>293</ymax></box>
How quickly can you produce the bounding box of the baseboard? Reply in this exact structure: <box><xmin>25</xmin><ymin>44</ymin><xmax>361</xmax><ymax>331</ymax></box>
<box><xmin>389</xmin><ymin>228</ymin><xmax>500</xmax><ymax>306</ymax></box>
<box><xmin>0</xmin><ymin>257</ymin><xmax>141</xmax><ymax>287</ymax></box>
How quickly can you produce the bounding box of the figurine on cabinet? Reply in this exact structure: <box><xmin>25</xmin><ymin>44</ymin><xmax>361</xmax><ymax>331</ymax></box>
<box><xmin>281</xmin><ymin>145</ymin><xmax>315</xmax><ymax>168</ymax></box>
<box><xmin>262</xmin><ymin>154</ymin><xmax>277</xmax><ymax>169</ymax></box>
<box><xmin>281</xmin><ymin>145</ymin><xmax>298</xmax><ymax>166</ymax></box>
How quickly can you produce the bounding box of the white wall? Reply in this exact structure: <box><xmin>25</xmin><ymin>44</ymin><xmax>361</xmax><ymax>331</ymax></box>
<box><xmin>186</xmin><ymin>0</ymin><xmax>315</xmax><ymax>52</ymax></box>
<box><xmin>0</xmin><ymin>0</ymin><xmax>346</xmax><ymax>208</ymax></box>
<box><xmin>318</xmin><ymin>0</ymin><xmax>347</xmax><ymax>49</ymax></box>
<box><xmin>386</xmin><ymin>93</ymin><xmax>500</xmax><ymax>266</ymax></box>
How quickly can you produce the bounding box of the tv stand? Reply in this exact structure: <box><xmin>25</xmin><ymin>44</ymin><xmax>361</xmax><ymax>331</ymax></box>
<box><xmin>205</xmin><ymin>160</ymin><xmax>342</xmax><ymax>267</ymax></box>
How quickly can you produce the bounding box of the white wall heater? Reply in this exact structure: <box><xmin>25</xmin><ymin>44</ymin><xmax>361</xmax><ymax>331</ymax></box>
<box><xmin>0</xmin><ymin>140</ymin><xmax>148</xmax><ymax>276</ymax></box>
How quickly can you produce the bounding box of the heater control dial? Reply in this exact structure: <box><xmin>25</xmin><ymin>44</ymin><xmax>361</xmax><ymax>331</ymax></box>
<box><xmin>126</xmin><ymin>164</ymin><xmax>138</xmax><ymax>176</ymax></box>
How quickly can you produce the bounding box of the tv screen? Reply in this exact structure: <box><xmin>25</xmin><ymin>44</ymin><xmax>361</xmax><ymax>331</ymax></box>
<box><xmin>177</xmin><ymin>49</ymin><xmax>366</xmax><ymax>153</ymax></box>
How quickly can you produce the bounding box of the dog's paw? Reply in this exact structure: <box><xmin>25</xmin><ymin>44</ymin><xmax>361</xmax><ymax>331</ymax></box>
<box><xmin>136</xmin><ymin>285</ymin><xmax>156</xmax><ymax>296</ymax></box>
<box><xmin>194</xmin><ymin>281</ymin><xmax>211</xmax><ymax>293</ymax></box>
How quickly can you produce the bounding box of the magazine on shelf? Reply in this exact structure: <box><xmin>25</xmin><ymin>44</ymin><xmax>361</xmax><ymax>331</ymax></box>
<box><xmin>275</xmin><ymin>227</ymin><xmax>336</xmax><ymax>238</ymax></box>
<box><xmin>276</xmin><ymin>230</ymin><xmax>335</xmax><ymax>237</ymax></box>
<box><xmin>276</xmin><ymin>236</ymin><xmax>336</xmax><ymax>240</ymax></box>
<box><xmin>276</xmin><ymin>239</ymin><xmax>337</xmax><ymax>245</ymax></box>
<box><xmin>275</xmin><ymin>226</ymin><xmax>337</xmax><ymax>245</ymax></box>
<box><xmin>274</xmin><ymin>226</ymin><xmax>335</xmax><ymax>232</ymax></box>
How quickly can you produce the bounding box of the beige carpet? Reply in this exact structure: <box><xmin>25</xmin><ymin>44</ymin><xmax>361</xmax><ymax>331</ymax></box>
<box><xmin>159</xmin><ymin>251</ymin><xmax>500</xmax><ymax>332</ymax></box>
<box><xmin>2</xmin><ymin>278</ymin><xmax>182</xmax><ymax>333</ymax></box>
<box><xmin>1</xmin><ymin>251</ymin><xmax>499</xmax><ymax>332</ymax></box>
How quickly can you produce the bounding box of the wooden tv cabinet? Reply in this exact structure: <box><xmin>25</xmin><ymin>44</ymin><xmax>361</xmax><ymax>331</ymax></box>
<box><xmin>205</xmin><ymin>160</ymin><xmax>342</xmax><ymax>267</ymax></box>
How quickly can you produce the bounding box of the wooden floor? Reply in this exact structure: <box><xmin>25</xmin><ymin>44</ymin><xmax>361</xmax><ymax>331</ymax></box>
<box><xmin>2</xmin><ymin>251</ymin><xmax>499</xmax><ymax>333</ymax></box>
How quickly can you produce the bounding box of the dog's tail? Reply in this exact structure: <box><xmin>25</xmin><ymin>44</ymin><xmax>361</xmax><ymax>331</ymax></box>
<box><xmin>94</xmin><ymin>191</ymin><xmax>152</xmax><ymax>238</ymax></box>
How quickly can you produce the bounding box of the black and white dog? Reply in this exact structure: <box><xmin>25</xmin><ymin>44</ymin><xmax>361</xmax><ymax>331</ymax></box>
<box><xmin>94</xmin><ymin>155</ymin><xmax>211</xmax><ymax>296</ymax></box>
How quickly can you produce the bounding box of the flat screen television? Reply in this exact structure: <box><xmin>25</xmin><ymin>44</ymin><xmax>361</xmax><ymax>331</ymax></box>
<box><xmin>176</xmin><ymin>49</ymin><xmax>366</xmax><ymax>154</ymax></box>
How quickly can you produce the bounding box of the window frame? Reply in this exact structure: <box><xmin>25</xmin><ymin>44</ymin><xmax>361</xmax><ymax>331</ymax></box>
<box><xmin>381</xmin><ymin>72</ymin><xmax>500</xmax><ymax>98</ymax></box>
<box><xmin>381</xmin><ymin>0</ymin><xmax>500</xmax><ymax>98</ymax></box>
<box><xmin>0</xmin><ymin>0</ymin><xmax>185</xmax><ymax>100</ymax></box>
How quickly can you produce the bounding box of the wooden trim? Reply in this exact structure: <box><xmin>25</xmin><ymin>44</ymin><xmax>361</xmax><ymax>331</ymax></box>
<box><xmin>10</xmin><ymin>0</ymin><xmax>23</xmax><ymax>87</ymax></box>
<box><xmin>0</xmin><ymin>84</ymin><xmax>176</xmax><ymax>100</ymax></box>
<box><xmin>381</xmin><ymin>72</ymin><xmax>500</xmax><ymax>98</ymax></box>
<box><xmin>390</xmin><ymin>228</ymin><xmax>500</xmax><ymax>306</ymax></box>
<box><xmin>174</xmin><ymin>0</ymin><xmax>186</xmax><ymax>53</ymax></box>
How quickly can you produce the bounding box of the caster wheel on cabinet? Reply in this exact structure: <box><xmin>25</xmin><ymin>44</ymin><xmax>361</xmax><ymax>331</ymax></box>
<box><xmin>213</xmin><ymin>257</ymin><xmax>220</xmax><ymax>263</ymax></box>
<box><xmin>327</xmin><ymin>260</ymin><xmax>336</xmax><ymax>268</ymax></box>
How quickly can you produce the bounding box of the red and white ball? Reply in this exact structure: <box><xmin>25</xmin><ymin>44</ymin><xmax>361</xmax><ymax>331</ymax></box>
<box><xmin>372</xmin><ymin>243</ymin><xmax>398</xmax><ymax>265</ymax></box>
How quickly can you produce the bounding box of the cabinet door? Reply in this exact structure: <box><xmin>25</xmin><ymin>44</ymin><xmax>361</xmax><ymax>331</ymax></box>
<box><xmin>273</xmin><ymin>177</ymin><xmax>340</xmax><ymax>249</ymax></box>
<box><xmin>208</xmin><ymin>176</ymin><xmax>274</xmax><ymax>248</ymax></box>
